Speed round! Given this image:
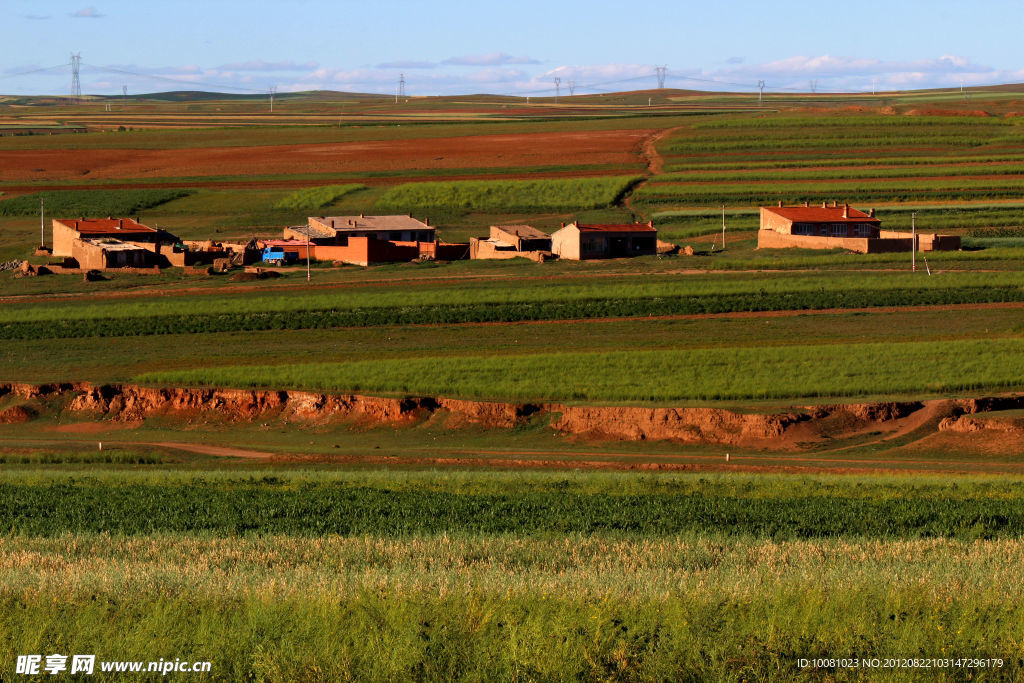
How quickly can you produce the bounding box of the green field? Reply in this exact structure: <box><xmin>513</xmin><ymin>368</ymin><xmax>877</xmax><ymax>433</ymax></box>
<box><xmin>374</xmin><ymin>176</ymin><xmax>643</xmax><ymax>212</ymax></box>
<box><xmin>7</xmin><ymin>90</ymin><xmax>1024</xmax><ymax>680</ymax></box>
<box><xmin>3</xmin><ymin>468</ymin><xmax>1024</xmax><ymax>679</ymax></box>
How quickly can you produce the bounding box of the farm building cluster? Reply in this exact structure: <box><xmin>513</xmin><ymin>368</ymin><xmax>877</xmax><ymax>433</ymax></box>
<box><xmin>22</xmin><ymin>200</ymin><xmax>959</xmax><ymax>275</ymax></box>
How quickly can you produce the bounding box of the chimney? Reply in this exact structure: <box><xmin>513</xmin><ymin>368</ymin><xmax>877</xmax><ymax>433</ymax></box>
<box><xmin>561</xmin><ymin>222</ymin><xmax>565</xmax><ymax>228</ymax></box>
<box><xmin>804</xmin><ymin>201</ymin><xmax>809</xmax><ymax>207</ymax></box>
<box><xmin>107</xmin><ymin>216</ymin><xmax>112</xmax><ymax>219</ymax></box>
<box><xmin>777</xmin><ymin>200</ymin><xmax>783</xmax><ymax>207</ymax></box>
<box><xmin>869</xmin><ymin>208</ymin><xmax>875</xmax><ymax>218</ymax></box>
<box><xmin>842</xmin><ymin>203</ymin><xmax>849</xmax><ymax>219</ymax></box>
<box><xmin>408</xmin><ymin>212</ymin><xmax>412</xmax><ymax>217</ymax></box>
<box><xmin>360</xmin><ymin>213</ymin><xmax>364</xmax><ymax>218</ymax></box>
<box><xmin>118</xmin><ymin>219</ymin><xmax>123</xmax><ymax>229</ymax></box>
<box><xmin>831</xmin><ymin>201</ymin><xmax>837</xmax><ymax>208</ymax></box>
<box><xmin>648</xmin><ymin>220</ymin><xmax>654</xmax><ymax>227</ymax></box>
<box><xmin>425</xmin><ymin>218</ymin><xmax>430</xmax><ymax>226</ymax></box>
<box><xmin>821</xmin><ymin>201</ymin><xmax>827</xmax><ymax>208</ymax></box>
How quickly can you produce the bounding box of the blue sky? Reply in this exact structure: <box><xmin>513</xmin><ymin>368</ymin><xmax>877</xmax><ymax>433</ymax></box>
<box><xmin>2</xmin><ymin>0</ymin><xmax>1022</xmax><ymax>96</ymax></box>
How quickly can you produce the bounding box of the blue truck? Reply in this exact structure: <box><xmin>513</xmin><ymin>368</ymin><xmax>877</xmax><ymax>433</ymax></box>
<box><xmin>261</xmin><ymin>246</ymin><xmax>299</xmax><ymax>265</ymax></box>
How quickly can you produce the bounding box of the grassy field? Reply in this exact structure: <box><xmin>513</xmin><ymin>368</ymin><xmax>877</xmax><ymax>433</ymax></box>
<box><xmin>374</xmin><ymin>176</ymin><xmax>643</xmax><ymax>212</ymax></box>
<box><xmin>3</xmin><ymin>468</ymin><xmax>1024</xmax><ymax>679</ymax></box>
<box><xmin>135</xmin><ymin>337</ymin><xmax>1024</xmax><ymax>402</ymax></box>
<box><xmin>6</xmin><ymin>90</ymin><xmax>1024</xmax><ymax>679</ymax></box>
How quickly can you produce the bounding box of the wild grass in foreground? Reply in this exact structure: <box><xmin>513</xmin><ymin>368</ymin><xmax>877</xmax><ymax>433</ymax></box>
<box><xmin>2</xmin><ymin>534</ymin><xmax>1023</xmax><ymax>680</ymax></box>
<box><xmin>139</xmin><ymin>336</ymin><xmax>1024</xmax><ymax>402</ymax></box>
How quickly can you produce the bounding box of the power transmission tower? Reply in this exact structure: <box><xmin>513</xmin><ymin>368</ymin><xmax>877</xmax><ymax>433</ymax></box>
<box><xmin>553</xmin><ymin>77</ymin><xmax>560</xmax><ymax>102</ymax></box>
<box><xmin>757</xmin><ymin>79</ymin><xmax>765</xmax><ymax>105</ymax></box>
<box><xmin>568</xmin><ymin>80</ymin><xmax>576</xmax><ymax>96</ymax></box>
<box><xmin>655</xmin><ymin>65</ymin><xmax>667</xmax><ymax>89</ymax></box>
<box><xmin>396</xmin><ymin>73</ymin><xmax>406</xmax><ymax>103</ymax></box>
<box><xmin>122</xmin><ymin>84</ymin><xmax>127</xmax><ymax>101</ymax></box>
<box><xmin>809</xmin><ymin>79</ymin><xmax>818</xmax><ymax>93</ymax></box>
<box><xmin>70</xmin><ymin>53</ymin><xmax>81</xmax><ymax>102</ymax></box>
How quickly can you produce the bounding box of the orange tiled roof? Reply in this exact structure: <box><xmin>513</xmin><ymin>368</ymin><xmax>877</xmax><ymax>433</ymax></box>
<box><xmin>763</xmin><ymin>206</ymin><xmax>879</xmax><ymax>223</ymax></box>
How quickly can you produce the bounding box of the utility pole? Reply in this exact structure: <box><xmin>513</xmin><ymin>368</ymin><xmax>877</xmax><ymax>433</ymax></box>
<box><xmin>70</xmin><ymin>53</ymin><xmax>81</xmax><ymax>102</ymax></box>
<box><xmin>911</xmin><ymin>212</ymin><xmax>920</xmax><ymax>272</ymax></box>
<box><xmin>757</xmin><ymin>80</ymin><xmax>765</xmax><ymax>105</ymax></box>
<box><xmin>553</xmin><ymin>77</ymin><xmax>561</xmax><ymax>103</ymax></box>
<box><xmin>304</xmin><ymin>225</ymin><xmax>310</xmax><ymax>281</ymax></box>
<box><xmin>269</xmin><ymin>86</ymin><xmax>276</xmax><ymax>113</ymax></box>
<box><xmin>872</xmin><ymin>78</ymin><xmax>876</xmax><ymax>96</ymax></box>
<box><xmin>655</xmin><ymin>65</ymin><xmax>667</xmax><ymax>89</ymax></box>
<box><xmin>40</xmin><ymin>197</ymin><xmax>45</xmax><ymax>248</ymax></box>
<box><xmin>721</xmin><ymin>205</ymin><xmax>726</xmax><ymax>250</ymax></box>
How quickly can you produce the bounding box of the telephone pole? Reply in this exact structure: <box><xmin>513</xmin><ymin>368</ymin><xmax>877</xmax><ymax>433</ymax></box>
<box><xmin>911</xmin><ymin>212</ymin><xmax>917</xmax><ymax>272</ymax></box>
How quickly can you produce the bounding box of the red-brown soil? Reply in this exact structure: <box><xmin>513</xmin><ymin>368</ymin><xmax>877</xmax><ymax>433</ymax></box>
<box><xmin>4</xmin><ymin>382</ymin><xmax>1024</xmax><ymax>458</ymax></box>
<box><xmin>0</xmin><ymin>130</ymin><xmax>650</xmax><ymax>183</ymax></box>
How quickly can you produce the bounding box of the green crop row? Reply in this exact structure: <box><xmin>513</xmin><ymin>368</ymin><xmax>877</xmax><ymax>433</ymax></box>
<box><xmin>657</xmin><ymin>162</ymin><xmax>1024</xmax><ymax>183</ymax></box>
<box><xmin>373</xmin><ymin>176</ymin><xmax>643</xmax><ymax>212</ymax></box>
<box><xmin>634</xmin><ymin>176</ymin><xmax>1024</xmax><ymax>205</ymax></box>
<box><xmin>661</xmin><ymin>152</ymin><xmax>1024</xmax><ymax>172</ymax></box>
<box><xmin>138</xmin><ymin>336</ymin><xmax>1024</xmax><ymax>402</ymax></box>
<box><xmin>4</xmin><ymin>285</ymin><xmax>1023</xmax><ymax>340</ymax></box>
<box><xmin>0</xmin><ymin>189</ymin><xmax>193</xmax><ymax>217</ymax></box>
<box><xmin>660</xmin><ymin>134</ymin><xmax>996</xmax><ymax>155</ymax></box>
<box><xmin>1</xmin><ymin>270</ymin><xmax>1019</xmax><ymax>324</ymax></box>
<box><xmin>6</xmin><ymin>479</ymin><xmax>1024</xmax><ymax>537</ymax></box>
<box><xmin>689</xmin><ymin>115</ymin><xmax>1012</xmax><ymax>130</ymax></box>
<box><xmin>271</xmin><ymin>183</ymin><xmax>366</xmax><ymax>210</ymax></box>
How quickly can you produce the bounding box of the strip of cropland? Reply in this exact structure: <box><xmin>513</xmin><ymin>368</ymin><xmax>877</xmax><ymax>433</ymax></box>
<box><xmin>2</xmin><ymin>468</ymin><xmax>1024</xmax><ymax>679</ymax></box>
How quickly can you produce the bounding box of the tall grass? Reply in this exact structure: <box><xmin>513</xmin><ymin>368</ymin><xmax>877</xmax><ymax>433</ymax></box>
<box><xmin>374</xmin><ymin>176</ymin><xmax>642</xmax><ymax>212</ymax></box>
<box><xmin>272</xmin><ymin>184</ymin><xmax>366</xmax><ymax>210</ymax></box>
<box><xmin>2</xmin><ymin>534</ymin><xmax>1024</xmax><ymax>679</ymax></box>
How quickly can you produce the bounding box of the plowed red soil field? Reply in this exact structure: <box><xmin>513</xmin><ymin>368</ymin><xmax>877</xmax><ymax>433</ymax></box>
<box><xmin>0</xmin><ymin>129</ymin><xmax>650</xmax><ymax>182</ymax></box>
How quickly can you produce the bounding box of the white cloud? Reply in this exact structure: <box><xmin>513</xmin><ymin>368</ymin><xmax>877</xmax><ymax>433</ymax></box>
<box><xmin>216</xmin><ymin>60</ymin><xmax>319</xmax><ymax>72</ymax></box>
<box><xmin>443</xmin><ymin>52</ymin><xmax>540</xmax><ymax>66</ymax></box>
<box><xmin>375</xmin><ymin>60</ymin><xmax>437</xmax><ymax>69</ymax></box>
<box><xmin>71</xmin><ymin>6</ymin><xmax>103</xmax><ymax>18</ymax></box>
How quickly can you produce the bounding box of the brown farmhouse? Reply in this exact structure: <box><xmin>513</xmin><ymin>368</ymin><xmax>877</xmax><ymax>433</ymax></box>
<box><xmin>550</xmin><ymin>221</ymin><xmax>657</xmax><ymax>260</ymax></box>
<box><xmin>757</xmin><ymin>202</ymin><xmax>960</xmax><ymax>253</ymax></box>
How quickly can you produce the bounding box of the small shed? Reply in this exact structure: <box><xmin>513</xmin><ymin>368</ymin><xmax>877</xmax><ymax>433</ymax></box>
<box><xmin>550</xmin><ymin>221</ymin><xmax>657</xmax><ymax>260</ymax></box>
